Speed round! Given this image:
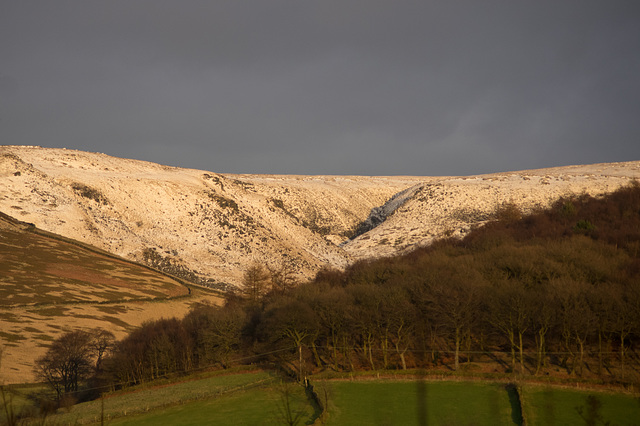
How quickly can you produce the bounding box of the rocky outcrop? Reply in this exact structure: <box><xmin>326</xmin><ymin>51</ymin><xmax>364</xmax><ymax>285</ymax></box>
<box><xmin>2</xmin><ymin>146</ymin><xmax>639</xmax><ymax>288</ymax></box>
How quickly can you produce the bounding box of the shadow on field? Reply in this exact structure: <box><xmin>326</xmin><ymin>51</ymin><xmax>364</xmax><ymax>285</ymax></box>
<box><xmin>415</xmin><ymin>370</ymin><xmax>427</xmax><ymax>426</ymax></box>
<box><xmin>505</xmin><ymin>384</ymin><xmax>524</xmax><ymax>426</ymax></box>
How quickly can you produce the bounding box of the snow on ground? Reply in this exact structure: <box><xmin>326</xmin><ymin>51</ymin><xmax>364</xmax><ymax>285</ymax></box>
<box><xmin>2</xmin><ymin>146</ymin><xmax>639</xmax><ymax>285</ymax></box>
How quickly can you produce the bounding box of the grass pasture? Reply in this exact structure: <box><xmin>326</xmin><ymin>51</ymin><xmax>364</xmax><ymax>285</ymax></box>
<box><xmin>11</xmin><ymin>371</ymin><xmax>638</xmax><ymax>425</ymax></box>
<box><xmin>324</xmin><ymin>380</ymin><xmax>519</xmax><ymax>425</ymax></box>
<box><xmin>111</xmin><ymin>383</ymin><xmax>312</xmax><ymax>426</ymax></box>
<box><xmin>521</xmin><ymin>384</ymin><xmax>640</xmax><ymax>425</ymax></box>
<box><xmin>24</xmin><ymin>369</ymin><xmax>312</xmax><ymax>426</ymax></box>
<box><xmin>2</xmin><ymin>371</ymin><xmax>293</xmax><ymax>425</ymax></box>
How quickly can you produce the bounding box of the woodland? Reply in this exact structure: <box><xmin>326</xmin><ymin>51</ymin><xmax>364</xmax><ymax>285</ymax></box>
<box><xmin>34</xmin><ymin>182</ymin><xmax>640</xmax><ymax>401</ymax></box>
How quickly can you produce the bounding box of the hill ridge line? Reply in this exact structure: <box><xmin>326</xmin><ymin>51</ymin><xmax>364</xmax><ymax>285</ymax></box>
<box><xmin>2</xmin><ymin>145</ymin><xmax>639</xmax><ymax>286</ymax></box>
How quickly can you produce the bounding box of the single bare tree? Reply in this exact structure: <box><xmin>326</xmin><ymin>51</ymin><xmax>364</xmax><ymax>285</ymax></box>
<box><xmin>34</xmin><ymin>330</ymin><xmax>94</xmax><ymax>399</ymax></box>
<box><xmin>90</xmin><ymin>328</ymin><xmax>115</xmax><ymax>371</ymax></box>
<box><xmin>242</xmin><ymin>263</ymin><xmax>271</xmax><ymax>302</ymax></box>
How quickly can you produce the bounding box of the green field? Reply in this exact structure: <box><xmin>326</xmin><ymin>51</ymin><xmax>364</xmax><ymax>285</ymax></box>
<box><xmin>521</xmin><ymin>385</ymin><xmax>640</xmax><ymax>426</ymax></box>
<box><xmin>325</xmin><ymin>380</ymin><xmax>518</xmax><ymax>425</ymax></box>
<box><xmin>112</xmin><ymin>385</ymin><xmax>313</xmax><ymax>426</ymax></box>
<box><xmin>6</xmin><ymin>372</ymin><xmax>640</xmax><ymax>425</ymax></box>
<box><xmin>24</xmin><ymin>369</ymin><xmax>281</xmax><ymax>425</ymax></box>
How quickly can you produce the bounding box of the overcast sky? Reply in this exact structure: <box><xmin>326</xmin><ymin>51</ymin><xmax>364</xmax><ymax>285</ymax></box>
<box><xmin>1</xmin><ymin>1</ymin><xmax>639</xmax><ymax>176</ymax></box>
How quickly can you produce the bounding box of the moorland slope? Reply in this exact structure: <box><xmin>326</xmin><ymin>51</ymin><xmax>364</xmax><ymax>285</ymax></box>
<box><xmin>0</xmin><ymin>213</ymin><xmax>220</xmax><ymax>384</ymax></box>
<box><xmin>2</xmin><ymin>146</ymin><xmax>639</xmax><ymax>288</ymax></box>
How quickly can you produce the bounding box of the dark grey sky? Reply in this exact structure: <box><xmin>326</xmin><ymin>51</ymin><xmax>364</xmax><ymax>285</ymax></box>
<box><xmin>2</xmin><ymin>1</ymin><xmax>639</xmax><ymax>176</ymax></box>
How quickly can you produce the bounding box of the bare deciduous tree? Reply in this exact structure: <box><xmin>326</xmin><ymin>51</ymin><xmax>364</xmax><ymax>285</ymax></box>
<box><xmin>242</xmin><ymin>263</ymin><xmax>271</xmax><ymax>302</ymax></box>
<box><xmin>269</xmin><ymin>259</ymin><xmax>298</xmax><ymax>294</ymax></box>
<box><xmin>90</xmin><ymin>328</ymin><xmax>115</xmax><ymax>371</ymax></box>
<box><xmin>34</xmin><ymin>328</ymin><xmax>116</xmax><ymax>399</ymax></box>
<box><xmin>34</xmin><ymin>330</ymin><xmax>94</xmax><ymax>398</ymax></box>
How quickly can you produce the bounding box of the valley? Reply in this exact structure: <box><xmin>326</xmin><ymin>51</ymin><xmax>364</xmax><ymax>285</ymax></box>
<box><xmin>1</xmin><ymin>145</ymin><xmax>640</xmax><ymax>385</ymax></box>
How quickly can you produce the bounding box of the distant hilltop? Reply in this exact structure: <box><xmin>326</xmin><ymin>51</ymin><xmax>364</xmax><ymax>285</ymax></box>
<box><xmin>2</xmin><ymin>145</ymin><xmax>639</xmax><ymax>288</ymax></box>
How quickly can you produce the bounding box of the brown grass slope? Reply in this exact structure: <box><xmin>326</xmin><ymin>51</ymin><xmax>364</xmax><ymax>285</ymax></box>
<box><xmin>0</xmin><ymin>213</ymin><xmax>221</xmax><ymax>384</ymax></box>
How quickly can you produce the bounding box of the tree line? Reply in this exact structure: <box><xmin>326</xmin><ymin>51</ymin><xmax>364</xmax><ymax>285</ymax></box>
<box><xmin>36</xmin><ymin>182</ymin><xmax>640</xmax><ymax>398</ymax></box>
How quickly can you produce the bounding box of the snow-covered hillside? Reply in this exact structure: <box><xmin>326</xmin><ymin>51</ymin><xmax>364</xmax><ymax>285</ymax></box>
<box><xmin>2</xmin><ymin>146</ymin><xmax>639</xmax><ymax>287</ymax></box>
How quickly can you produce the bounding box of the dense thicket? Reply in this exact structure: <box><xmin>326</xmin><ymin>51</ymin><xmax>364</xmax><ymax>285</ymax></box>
<box><xmin>100</xmin><ymin>182</ymin><xmax>640</xmax><ymax>387</ymax></box>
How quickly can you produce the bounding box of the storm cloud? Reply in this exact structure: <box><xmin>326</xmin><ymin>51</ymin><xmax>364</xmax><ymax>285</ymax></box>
<box><xmin>1</xmin><ymin>1</ymin><xmax>639</xmax><ymax>175</ymax></box>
